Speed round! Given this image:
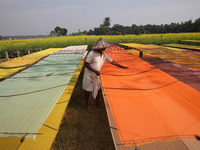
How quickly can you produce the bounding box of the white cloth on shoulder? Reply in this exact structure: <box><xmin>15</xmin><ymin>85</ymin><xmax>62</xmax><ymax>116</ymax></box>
<box><xmin>82</xmin><ymin>50</ymin><xmax>112</xmax><ymax>99</ymax></box>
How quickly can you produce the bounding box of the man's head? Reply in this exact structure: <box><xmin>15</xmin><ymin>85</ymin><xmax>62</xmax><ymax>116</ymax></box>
<box><xmin>92</xmin><ymin>38</ymin><xmax>111</xmax><ymax>51</ymax></box>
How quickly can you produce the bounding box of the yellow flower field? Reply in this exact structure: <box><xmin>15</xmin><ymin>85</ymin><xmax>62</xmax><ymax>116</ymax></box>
<box><xmin>0</xmin><ymin>33</ymin><xmax>200</xmax><ymax>58</ymax></box>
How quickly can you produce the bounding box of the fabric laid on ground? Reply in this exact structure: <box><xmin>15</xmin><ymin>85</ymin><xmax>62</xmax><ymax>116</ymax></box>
<box><xmin>143</xmin><ymin>57</ymin><xmax>200</xmax><ymax>92</ymax></box>
<box><xmin>0</xmin><ymin>45</ymin><xmax>87</xmax><ymax>139</ymax></box>
<box><xmin>125</xmin><ymin>44</ymin><xmax>200</xmax><ymax>71</ymax></box>
<box><xmin>100</xmin><ymin>48</ymin><xmax>200</xmax><ymax>145</ymax></box>
<box><xmin>119</xmin><ymin>43</ymin><xmax>165</xmax><ymax>50</ymax></box>
<box><xmin>125</xmin><ymin>49</ymin><xmax>153</xmax><ymax>57</ymax></box>
<box><xmin>0</xmin><ymin>48</ymin><xmax>61</xmax><ymax>80</ymax></box>
<box><xmin>0</xmin><ymin>63</ymin><xmax>84</xmax><ymax>150</ymax></box>
<box><xmin>141</xmin><ymin>49</ymin><xmax>200</xmax><ymax>71</ymax></box>
<box><xmin>163</xmin><ymin>44</ymin><xmax>200</xmax><ymax>51</ymax></box>
<box><xmin>183</xmin><ymin>50</ymin><xmax>200</xmax><ymax>56</ymax></box>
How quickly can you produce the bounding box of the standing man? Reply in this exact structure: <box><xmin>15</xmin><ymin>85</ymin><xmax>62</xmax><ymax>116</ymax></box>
<box><xmin>82</xmin><ymin>38</ymin><xmax>128</xmax><ymax>112</ymax></box>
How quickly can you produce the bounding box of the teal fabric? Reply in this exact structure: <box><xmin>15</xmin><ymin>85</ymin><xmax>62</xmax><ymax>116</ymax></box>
<box><xmin>0</xmin><ymin>45</ymin><xmax>87</xmax><ymax>139</ymax></box>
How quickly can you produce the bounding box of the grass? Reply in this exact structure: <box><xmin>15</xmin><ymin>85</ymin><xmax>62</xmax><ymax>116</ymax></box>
<box><xmin>51</xmin><ymin>69</ymin><xmax>115</xmax><ymax>150</ymax></box>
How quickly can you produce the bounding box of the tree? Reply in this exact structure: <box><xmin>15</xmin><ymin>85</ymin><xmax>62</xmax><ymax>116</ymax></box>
<box><xmin>53</xmin><ymin>26</ymin><xmax>67</xmax><ymax>36</ymax></box>
<box><xmin>103</xmin><ymin>17</ymin><xmax>111</xmax><ymax>35</ymax></box>
<box><xmin>193</xmin><ymin>17</ymin><xmax>200</xmax><ymax>32</ymax></box>
<box><xmin>111</xmin><ymin>24</ymin><xmax>124</xmax><ymax>35</ymax></box>
<box><xmin>182</xmin><ymin>20</ymin><xmax>193</xmax><ymax>32</ymax></box>
<box><xmin>0</xmin><ymin>35</ymin><xmax>4</xmax><ymax>40</ymax></box>
<box><xmin>50</xmin><ymin>30</ymin><xmax>56</xmax><ymax>36</ymax></box>
<box><xmin>61</xmin><ymin>28</ymin><xmax>67</xmax><ymax>36</ymax></box>
<box><xmin>100</xmin><ymin>24</ymin><xmax>107</xmax><ymax>35</ymax></box>
<box><xmin>84</xmin><ymin>17</ymin><xmax>200</xmax><ymax>35</ymax></box>
<box><xmin>55</xmin><ymin>26</ymin><xmax>61</xmax><ymax>36</ymax></box>
<box><xmin>103</xmin><ymin>17</ymin><xmax>111</xmax><ymax>28</ymax></box>
<box><xmin>134</xmin><ymin>28</ymin><xmax>141</xmax><ymax>35</ymax></box>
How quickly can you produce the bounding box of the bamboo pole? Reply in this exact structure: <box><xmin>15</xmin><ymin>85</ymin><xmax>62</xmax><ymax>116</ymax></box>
<box><xmin>17</xmin><ymin>50</ymin><xmax>20</xmax><ymax>57</ymax></box>
<box><xmin>160</xmin><ymin>35</ymin><xmax>164</xmax><ymax>45</ymax></box>
<box><xmin>139</xmin><ymin>51</ymin><xmax>143</xmax><ymax>57</ymax></box>
<box><xmin>27</xmin><ymin>49</ymin><xmax>31</xmax><ymax>55</ymax></box>
<box><xmin>5</xmin><ymin>51</ymin><xmax>9</xmax><ymax>61</ymax></box>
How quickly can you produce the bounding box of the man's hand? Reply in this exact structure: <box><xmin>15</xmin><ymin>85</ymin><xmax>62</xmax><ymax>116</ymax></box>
<box><xmin>121</xmin><ymin>66</ymin><xmax>129</xmax><ymax>69</ymax></box>
<box><xmin>85</xmin><ymin>62</ymin><xmax>100</xmax><ymax>76</ymax></box>
<box><xmin>111</xmin><ymin>60</ymin><xmax>129</xmax><ymax>69</ymax></box>
<box><xmin>95</xmin><ymin>71</ymin><xmax>100</xmax><ymax>76</ymax></box>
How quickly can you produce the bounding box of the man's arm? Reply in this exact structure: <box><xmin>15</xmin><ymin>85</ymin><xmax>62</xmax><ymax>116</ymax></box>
<box><xmin>84</xmin><ymin>62</ymin><xmax>100</xmax><ymax>75</ymax></box>
<box><xmin>110</xmin><ymin>60</ymin><xmax>129</xmax><ymax>69</ymax></box>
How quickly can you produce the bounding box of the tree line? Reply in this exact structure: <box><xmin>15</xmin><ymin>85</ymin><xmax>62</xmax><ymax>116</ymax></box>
<box><xmin>85</xmin><ymin>17</ymin><xmax>200</xmax><ymax>35</ymax></box>
<box><xmin>1</xmin><ymin>17</ymin><xmax>199</xmax><ymax>40</ymax></box>
<box><xmin>71</xmin><ymin>17</ymin><xmax>200</xmax><ymax>36</ymax></box>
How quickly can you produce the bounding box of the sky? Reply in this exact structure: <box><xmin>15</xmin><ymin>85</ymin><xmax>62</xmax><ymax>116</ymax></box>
<box><xmin>0</xmin><ymin>0</ymin><xmax>200</xmax><ymax>36</ymax></box>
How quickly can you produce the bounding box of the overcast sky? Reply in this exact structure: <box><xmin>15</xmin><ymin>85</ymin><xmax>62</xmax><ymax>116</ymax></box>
<box><xmin>0</xmin><ymin>0</ymin><xmax>200</xmax><ymax>36</ymax></box>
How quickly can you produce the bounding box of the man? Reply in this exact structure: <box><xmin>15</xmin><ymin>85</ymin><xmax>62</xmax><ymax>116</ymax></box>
<box><xmin>82</xmin><ymin>38</ymin><xmax>128</xmax><ymax>112</ymax></box>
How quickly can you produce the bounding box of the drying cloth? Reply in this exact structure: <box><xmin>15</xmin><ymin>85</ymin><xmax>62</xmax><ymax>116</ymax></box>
<box><xmin>0</xmin><ymin>45</ymin><xmax>87</xmax><ymax>139</ymax></box>
<box><xmin>100</xmin><ymin>48</ymin><xmax>200</xmax><ymax>145</ymax></box>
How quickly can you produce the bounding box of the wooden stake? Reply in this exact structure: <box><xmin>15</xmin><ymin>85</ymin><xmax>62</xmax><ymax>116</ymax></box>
<box><xmin>17</xmin><ymin>50</ymin><xmax>20</xmax><ymax>57</ymax></box>
<box><xmin>5</xmin><ymin>51</ymin><xmax>9</xmax><ymax>61</ymax></box>
<box><xmin>139</xmin><ymin>51</ymin><xmax>143</xmax><ymax>58</ymax></box>
<box><xmin>160</xmin><ymin>35</ymin><xmax>164</xmax><ymax>45</ymax></box>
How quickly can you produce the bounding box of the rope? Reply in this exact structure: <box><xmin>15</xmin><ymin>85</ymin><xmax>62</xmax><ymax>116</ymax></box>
<box><xmin>0</xmin><ymin>83</ymin><xmax>69</xmax><ymax>97</ymax></box>
<box><xmin>147</xmin><ymin>61</ymin><xmax>200</xmax><ymax>66</ymax></box>
<box><xmin>159</xmin><ymin>70</ymin><xmax>200</xmax><ymax>72</ymax></box>
<box><xmin>30</xmin><ymin>63</ymin><xmax>82</xmax><ymax>68</ymax></box>
<box><xmin>101</xmin><ymin>67</ymin><xmax>157</xmax><ymax>76</ymax></box>
<box><xmin>51</xmin><ymin>52</ymin><xmax>84</xmax><ymax>55</ymax></box>
<box><xmin>117</xmin><ymin>58</ymin><xmax>139</xmax><ymax>62</ymax></box>
<box><xmin>0</xmin><ymin>63</ymin><xmax>32</xmax><ymax>69</ymax></box>
<box><xmin>43</xmin><ymin>58</ymin><xmax>82</xmax><ymax>62</ymax></box>
<box><xmin>0</xmin><ymin>132</ymin><xmax>42</xmax><ymax>135</ymax></box>
<box><xmin>20</xmin><ymin>69</ymin><xmax>82</xmax><ymax>74</ymax></box>
<box><xmin>0</xmin><ymin>54</ymin><xmax>50</xmax><ymax>69</ymax></box>
<box><xmin>9</xmin><ymin>71</ymin><xmax>78</xmax><ymax>79</ymax></box>
<box><xmin>181</xmin><ymin>64</ymin><xmax>200</xmax><ymax>65</ymax></box>
<box><xmin>102</xmin><ymin>80</ymin><xmax>179</xmax><ymax>90</ymax></box>
<box><xmin>106</xmin><ymin>52</ymin><xmax>134</xmax><ymax>55</ymax></box>
<box><xmin>0</xmin><ymin>57</ymin><xmax>83</xmax><ymax>69</ymax></box>
<box><xmin>122</xmin><ymin>134</ymin><xmax>197</xmax><ymax>145</ymax></box>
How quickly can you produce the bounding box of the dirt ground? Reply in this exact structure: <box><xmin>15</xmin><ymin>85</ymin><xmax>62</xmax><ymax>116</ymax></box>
<box><xmin>51</xmin><ymin>70</ymin><xmax>115</xmax><ymax>150</ymax></box>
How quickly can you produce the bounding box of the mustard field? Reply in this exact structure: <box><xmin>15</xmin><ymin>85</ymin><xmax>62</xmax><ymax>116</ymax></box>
<box><xmin>0</xmin><ymin>33</ymin><xmax>200</xmax><ymax>58</ymax></box>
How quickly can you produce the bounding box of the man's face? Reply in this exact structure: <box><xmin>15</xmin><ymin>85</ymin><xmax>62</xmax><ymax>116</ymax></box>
<box><xmin>98</xmin><ymin>48</ymin><xmax>106</xmax><ymax>52</ymax></box>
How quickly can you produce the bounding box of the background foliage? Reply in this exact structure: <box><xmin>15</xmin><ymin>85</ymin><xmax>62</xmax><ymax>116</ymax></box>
<box><xmin>0</xmin><ymin>33</ymin><xmax>200</xmax><ymax>59</ymax></box>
